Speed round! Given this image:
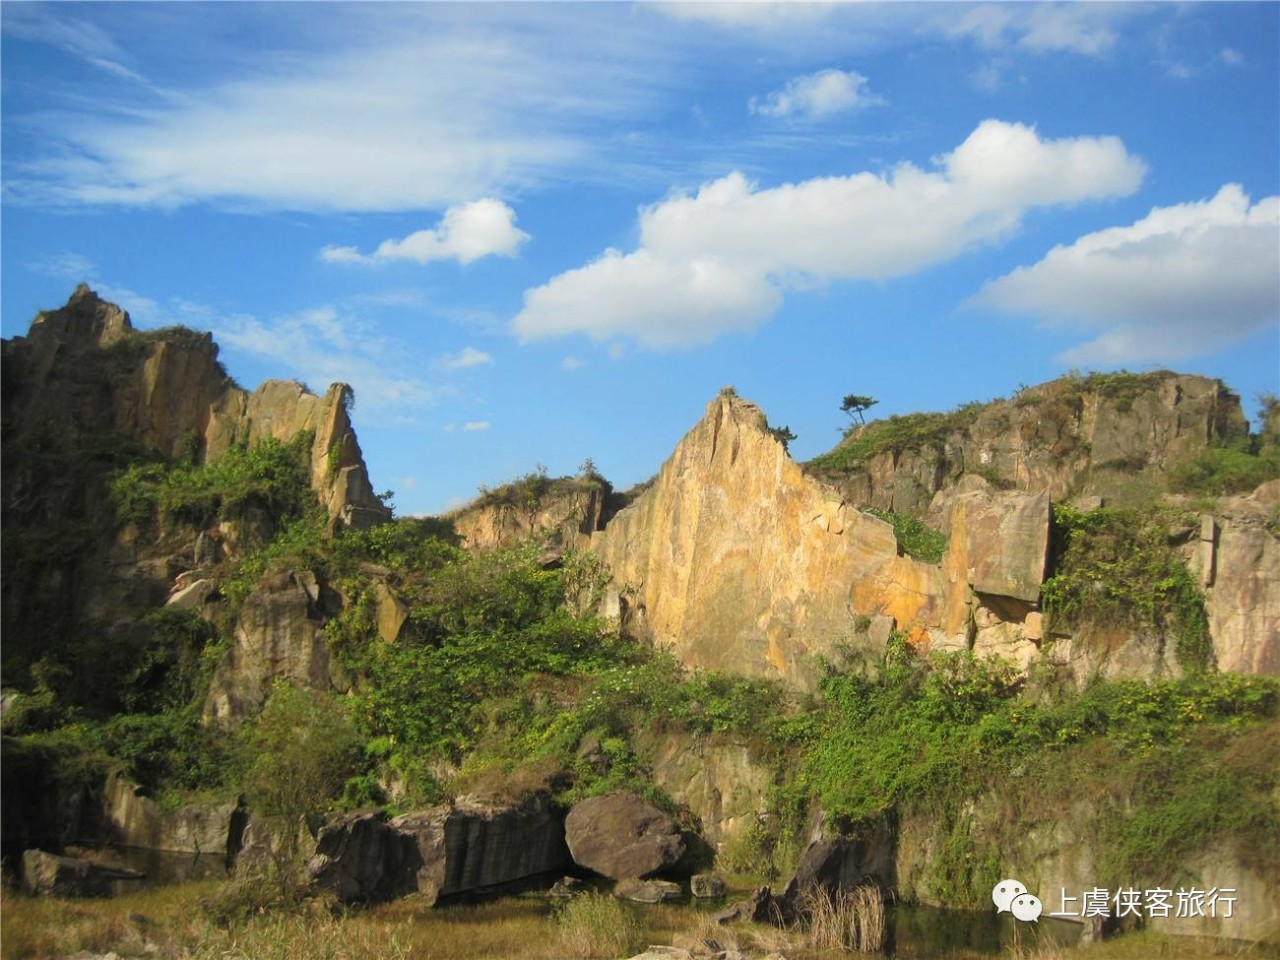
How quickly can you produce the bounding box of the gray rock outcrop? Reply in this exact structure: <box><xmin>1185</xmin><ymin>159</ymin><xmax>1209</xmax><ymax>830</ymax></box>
<box><xmin>307</xmin><ymin>795</ymin><xmax>570</xmax><ymax>904</ymax></box>
<box><xmin>102</xmin><ymin>773</ymin><xmax>239</xmax><ymax>855</ymax></box>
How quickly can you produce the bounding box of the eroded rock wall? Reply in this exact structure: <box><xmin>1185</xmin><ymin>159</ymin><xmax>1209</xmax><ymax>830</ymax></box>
<box><xmin>821</xmin><ymin>373</ymin><xmax>1249</xmax><ymax>516</ymax></box>
<box><xmin>451</xmin><ymin>479</ymin><xmax>610</xmax><ymax>553</ymax></box>
<box><xmin>591</xmin><ymin>394</ymin><xmax>1061</xmax><ymax>686</ymax></box>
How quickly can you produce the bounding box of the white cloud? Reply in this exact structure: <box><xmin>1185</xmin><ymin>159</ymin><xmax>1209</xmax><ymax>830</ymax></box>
<box><xmin>6</xmin><ymin>8</ymin><xmax>673</xmax><ymax>212</ymax></box>
<box><xmin>750</xmin><ymin>69</ymin><xmax>882</xmax><ymax>120</ymax></box>
<box><xmin>935</xmin><ymin>4</ymin><xmax>1128</xmax><ymax>56</ymax></box>
<box><xmin>561</xmin><ymin>355</ymin><xmax>585</xmax><ymax>371</ymax></box>
<box><xmin>974</xmin><ymin>185</ymin><xmax>1280</xmax><ymax>365</ymax></box>
<box><xmin>321</xmin><ymin>200</ymin><xmax>529</xmax><ymax>265</ymax></box>
<box><xmin>1221</xmin><ymin>48</ymin><xmax>1244</xmax><ymax>66</ymax></box>
<box><xmin>1</xmin><ymin>6</ymin><xmax>148</xmax><ymax>82</ymax></box>
<box><xmin>463</xmin><ymin>421</ymin><xmax>491</xmax><ymax>432</ymax></box>
<box><xmin>443</xmin><ymin>347</ymin><xmax>494</xmax><ymax>370</ymax></box>
<box><xmin>512</xmin><ymin>120</ymin><xmax>1145</xmax><ymax>349</ymax></box>
<box><xmin>656</xmin><ymin>2</ymin><xmax>837</xmax><ymax>29</ymax></box>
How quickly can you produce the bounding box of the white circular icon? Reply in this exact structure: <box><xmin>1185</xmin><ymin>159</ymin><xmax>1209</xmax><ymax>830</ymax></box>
<box><xmin>1011</xmin><ymin>893</ymin><xmax>1043</xmax><ymax>922</ymax></box>
<box><xmin>992</xmin><ymin>879</ymin><xmax>1027</xmax><ymax>913</ymax></box>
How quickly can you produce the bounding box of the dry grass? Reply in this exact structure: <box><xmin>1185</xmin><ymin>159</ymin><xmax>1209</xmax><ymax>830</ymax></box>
<box><xmin>553</xmin><ymin>891</ymin><xmax>644</xmax><ymax>958</ymax></box>
<box><xmin>797</xmin><ymin>885</ymin><xmax>886</xmax><ymax>953</ymax></box>
<box><xmin>5</xmin><ymin>879</ymin><xmax>1276</xmax><ymax>960</ymax></box>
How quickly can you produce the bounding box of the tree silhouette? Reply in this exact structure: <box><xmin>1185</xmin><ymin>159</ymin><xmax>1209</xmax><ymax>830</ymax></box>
<box><xmin>841</xmin><ymin>394</ymin><xmax>878</xmax><ymax>425</ymax></box>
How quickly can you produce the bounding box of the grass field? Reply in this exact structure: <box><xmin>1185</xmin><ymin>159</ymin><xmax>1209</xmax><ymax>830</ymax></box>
<box><xmin>3</xmin><ymin>880</ymin><xmax>1276</xmax><ymax>960</ymax></box>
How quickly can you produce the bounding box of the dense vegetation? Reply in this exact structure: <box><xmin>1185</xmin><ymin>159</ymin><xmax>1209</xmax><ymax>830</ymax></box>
<box><xmin>4</xmin><ymin>359</ymin><xmax>1279</xmax><ymax>954</ymax></box>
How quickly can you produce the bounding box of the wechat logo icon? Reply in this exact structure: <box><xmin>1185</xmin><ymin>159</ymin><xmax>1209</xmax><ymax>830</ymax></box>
<box><xmin>993</xmin><ymin>879</ymin><xmax>1042</xmax><ymax>922</ymax></box>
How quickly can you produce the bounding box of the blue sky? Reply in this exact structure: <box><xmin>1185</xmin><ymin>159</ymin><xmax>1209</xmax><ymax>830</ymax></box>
<box><xmin>3</xmin><ymin>2</ymin><xmax>1277</xmax><ymax>516</ymax></box>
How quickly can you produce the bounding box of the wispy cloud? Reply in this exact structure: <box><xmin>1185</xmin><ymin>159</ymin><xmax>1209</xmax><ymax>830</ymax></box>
<box><xmin>321</xmin><ymin>199</ymin><xmax>529</xmax><ymax>265</ymax></box>
<box><xmin>749</xmin><ymin>69</ymin><xmax>883</xmax><ymax>120</ymax></box>
<box><xmin>974</xmin><ymin>185</ymin><xmax>1280</xmax><ymax>365</ymax></box>
<box><xmin>5</xmin><ymin>7</ymin><xmax>679</xmax><ymax>213</ymax></box>
<box><xmin>656</xmin><ymin>2</ymin><xmax>838</xmax><ymax>30</ymax></box>
<box><xmin>443</xmin><ymin>347</ymin><xmax>494</xmax><ymax>370</ymax></box>
<box><xmin>1</xmin><ymin>6</ymin><xmax>148</xmax><ymax>82</ymax></box>
<box><xmin>512</xmin><ymin>120</ymin><xmax>1146</xmax><ymax>349</ymax></box>
<box><xmin>463</xmin><ymin>421</ymin><xmax>491</xmax><ymax>432</ymax></box>
<box><xmin>933</xmin><ymin>4</ymin><xmax>1132</xmax><ymax>57</ymax></box>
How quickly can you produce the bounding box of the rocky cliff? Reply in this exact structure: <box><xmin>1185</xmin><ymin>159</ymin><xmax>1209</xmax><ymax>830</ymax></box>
<box><xmin>808</xmin><ymin>371</ymin><xmax>1251</xmax><ymax>516</ymax></box>
<box><xmin>450</xmin><ymin>474</ymin><xmax>614</xmax><ymax>553</ymax></box>
<box><xmin>5</xmin><ymin>285</ymin><xmax>387</xmax><ymax>532</ymax></box>
<box><xmin>591</xmin><ymin>388</ymin><xmax>1279</xmax><ymax>686</ymax></box>
<box><xmin>1</xmin><ymin>286</ymin><xmax>388</xmax><ymax>697</ymax></box>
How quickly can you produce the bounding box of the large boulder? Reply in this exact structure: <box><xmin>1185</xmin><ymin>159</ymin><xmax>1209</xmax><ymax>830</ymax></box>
<box><xmin>307</xmin><ymin>811</ymin><xmax>419</xmax><ymax>902</ymax></box>
<box><xmin>308</xmin><ymin>795</ymin><xmax>570</xmax><ymax>904</ymax></box>
<box><xmin>565</xmin><ymin>793</ymin><xmax>686</xmax><ymax>880</ymax></box>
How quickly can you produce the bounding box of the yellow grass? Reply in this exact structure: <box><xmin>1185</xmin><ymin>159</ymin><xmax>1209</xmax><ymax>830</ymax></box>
<box><xmin>4</xmin><ymin>880</ymin><xmax>1277</xmax><ymax>960</ymax></box>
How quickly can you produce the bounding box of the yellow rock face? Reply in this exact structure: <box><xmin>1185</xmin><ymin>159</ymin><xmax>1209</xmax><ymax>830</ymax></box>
<box><xmin>592</xmin><ymin>394</ymin><xmax>955</xmax><ymax>687</ymax></box>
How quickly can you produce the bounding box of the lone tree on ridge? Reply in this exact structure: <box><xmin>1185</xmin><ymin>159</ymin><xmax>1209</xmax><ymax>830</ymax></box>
<box><xmin>841</xmin><ymin>394</ymin><xmax>878</xmax><ymax>425</ymax></box>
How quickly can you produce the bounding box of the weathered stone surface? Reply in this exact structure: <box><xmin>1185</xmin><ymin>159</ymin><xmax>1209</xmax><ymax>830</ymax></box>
<box><xmin>779</xmin><ymin>826</ymin><xmax>896</xmax><ymax>903</ymax></box>
<box><xmin>896</xmin><ymin>796</ymin><xmax>1280</xmax><ymax>943</ymax></box>
<box><xmin>616</xmin><ymin>877</ymin><xmax>683</xmax><ymax>903</ymax></box>
<box><xmin>452</xmin><ymin>478</ymin><xmax>611</xmax><ymax>553</ymax></box>
<box><xmin>166</xmin><ymin>578</ymin><xmax>217</xmax><ymax>612</ymax></box>
<box><xmin>622</xmin><ymin>949</ymin><xmax>694</xmax><ymax>960</ymax></box>
<box><xmin>432</xmin><ymin>793</ymin><xmax>570</xmax><ymax>899</ymax></box>
<box><xmin>308</xmin><ymin>811</ymin><xmax>419</xmax><ymax>902</ymax></box>
<box><xmin>819</xmin><ymin>372</ymin><xmax>1249</xmax><ymax>515</ymax></box>
<box><xmin>592</xmin><ymin>394</ymin><xmax>944</xmax><ymax>687</ymax></box>
<box><xmin>309</xmin><ymin>796</ymin><xmax>570</xmax><ymax>904</ymax></box>
<box><xmin>714</xmin><ymin>886</ymin><xmax>779</xmax><ymax>925</ymax></box>
<box><xmin>565</xmin><ymin>793</ymin><xmax>686</xmax><ymax>880</ymax></box>
<box><xmin>691</xmin><ymin>873</ymin><xmax>727</xmax><ymax>899</ymax></box>
<box><xmin>102</xmin><ymin>773</ymin><xmax>238</xmax><ymax>855</ymax></box>
<box><xmin>233</xmin><ymin>813</ymin><xmax>315</xmax><ymax>875</ymax></box>
<box><xmin>204</xmin><ymin>570</ymin><xmax>339</xmax><ymax>720</ymax></box>
<box><xmin>942</xmin><ymin>484</ymin><xmax>1050</xmax><ymax>604</ymax></box>
<box><xmin>21</xmin><ymin>849</ymin><xmax>143</xmax><ymax>898</ymax></box>
<box><xmin>372</xmin><ymin>581</ymin><xmax>409</xmax><ymax>643</ymax></box>
<box><xmin>1194</xmin><ymin>489</ymin><xmax>1280</xmax><ymax>675</ymax></box>
<box><xmin>640</xmin><ymin>730</ymin><xmax>771</xmax><ymax>848</ymax></box>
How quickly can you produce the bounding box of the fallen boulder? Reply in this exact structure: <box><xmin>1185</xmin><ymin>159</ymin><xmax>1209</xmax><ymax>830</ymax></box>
<box><xmin>564</xmin><ymin>793</ymin><xmax>685</xmax><ymax>880</ymax></box>
<box><xmin>308</xmin><ymin>795</ymin><xmax>570</xmax><ymax>904</ymax></box>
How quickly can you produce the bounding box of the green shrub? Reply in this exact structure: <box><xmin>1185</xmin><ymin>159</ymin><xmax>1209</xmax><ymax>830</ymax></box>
<box><xmin>861</xmin><ymin>507</ymin><xmax>947</xmax><ymax>563</ymax></box>
<box><xmin>111</xmin><ymin>430</ymin><xmax>315</xmax><ymax>532</ymax></box>
<box><xmin>1041</xmin><ymin>504</ymin><xmax>1212</xmax><ymax>673</ymax></box>
<box><xmin>807</xmin><ymin>402</ymin><xmax>984</xmax><ymax>474</ymax></box>
<box><xmin>1168</xmin><ymin>445</ymin><xmax>1280</xmax><ymax>496</ymax></box>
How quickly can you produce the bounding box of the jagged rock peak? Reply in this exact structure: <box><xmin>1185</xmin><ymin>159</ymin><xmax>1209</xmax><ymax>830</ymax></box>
<box><xmin>28</xmin><ymin>283</ymin><xmax>135</xmax><ymax>348</ymax></box>
<box><xmin>707</xmin><ymin>388</ymin><xmax>769</xmax><ymax>433</ymax></box>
